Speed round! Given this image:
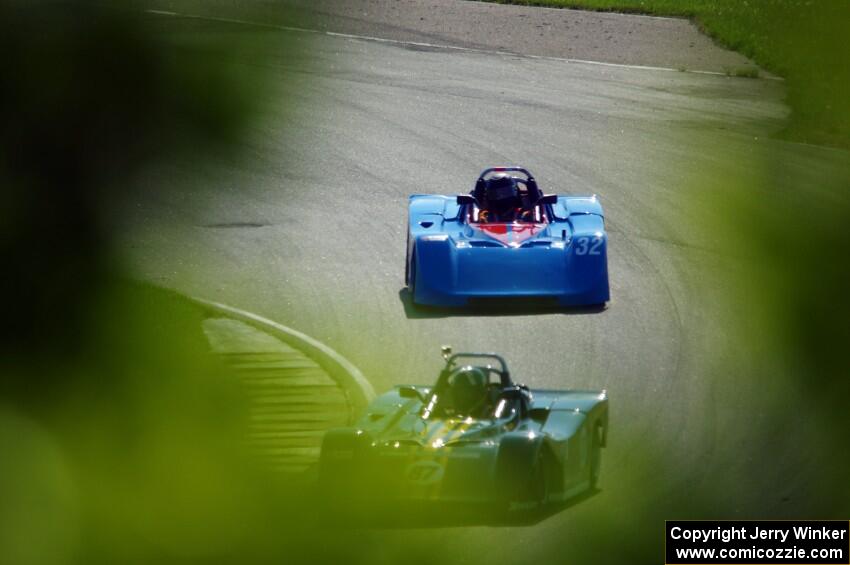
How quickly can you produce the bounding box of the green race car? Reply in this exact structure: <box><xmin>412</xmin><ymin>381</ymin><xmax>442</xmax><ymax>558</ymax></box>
<box><xmin>319</xmin><ymin>347</ymin><xmax>609</xmax><ymax>511</ymax></box>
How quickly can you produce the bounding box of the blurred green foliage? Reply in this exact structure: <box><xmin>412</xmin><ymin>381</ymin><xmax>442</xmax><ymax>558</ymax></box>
<box><xmin>487</xmin><ymin>0</ymin><xmax>850</xmax><ymax>146</ymax></box>
<box><xmin>733</xmin><ymin>147</ymin><xmax>850</xmax><ymax>450</ymax></box>
<box><xmin>0</xmin><ymin>0</ymin><xmax>270</xmax><ymax>359</ymax></box>
<box><xmin>0</xmin><ymin>3</ymin><xmax>297</xmax><ymax>563</ymax></box>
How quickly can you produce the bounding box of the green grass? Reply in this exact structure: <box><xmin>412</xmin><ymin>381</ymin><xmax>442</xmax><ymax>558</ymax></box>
<box><xmin>483</xmin><ymin>0</ymin><xmax>850</xmax><ymax>147</ymax></box>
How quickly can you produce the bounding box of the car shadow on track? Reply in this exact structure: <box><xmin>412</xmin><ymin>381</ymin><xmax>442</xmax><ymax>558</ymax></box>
<box><xmin>398</xmin><ymin>289</ymin><xmax>607</xmax><ymax>319</ymax></box>
<box><xmin>321</xmin><ymin>489</ymin><xmax>600</xmax><ymax>529</ymax></box>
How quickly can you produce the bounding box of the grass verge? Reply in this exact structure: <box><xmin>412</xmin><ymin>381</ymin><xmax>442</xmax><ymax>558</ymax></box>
<box><xmin>482</xmin><ymin>0</ymin><xmax>850</xmax><ymax>148</ymax></box>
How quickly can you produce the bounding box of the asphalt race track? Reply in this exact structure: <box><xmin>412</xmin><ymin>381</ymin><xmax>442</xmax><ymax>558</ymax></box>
<box><xmin>123</xmin><ymin>11</ymin><xmax>844</xmax><ymax>561</ymax></box>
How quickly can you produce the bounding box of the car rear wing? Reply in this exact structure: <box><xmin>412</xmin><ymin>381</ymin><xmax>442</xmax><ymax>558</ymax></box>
<box><xmin>478</xmin><ymin>166</ymin><xmax>533</xmax><ymax>179</ymax></box>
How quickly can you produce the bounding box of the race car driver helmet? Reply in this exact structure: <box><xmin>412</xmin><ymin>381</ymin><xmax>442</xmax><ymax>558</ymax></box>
<box><xmin>485</xmin><ymin>173</ymin><xmax>520</xmax><ymax>214</ymax></box>
<box><xmin>449</xmin><ymin>366</ymin><xmax>489</xmax><ymax>416</ymax></box>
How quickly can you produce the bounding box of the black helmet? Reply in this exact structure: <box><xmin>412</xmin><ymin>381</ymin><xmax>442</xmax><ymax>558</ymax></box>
<box><xmin>485</xmin><ymin>174</ymin><xmax>520</xmax><ymax>211</ymax></box>
<box><xmin>449</xmin><ymin>366</ymin><xmax>488</xmax><ymax>415</ymax></box>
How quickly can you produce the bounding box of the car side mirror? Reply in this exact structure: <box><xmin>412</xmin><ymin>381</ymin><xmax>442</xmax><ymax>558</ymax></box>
<box><xmin>456</xmin><ymin>194</ymin><xmax>476</xmax><ymax>206</ymax></box>
<box><xmin>528</xmin><ymin>407</ymin><xmax>549</xmax><ymax>424</ymax></box>
<box><xmin>399</xmin><ymin>386</ymin><xmax>425</xmax><ymax>402</ymax></box>
<box><xmin>538</xmin><ymin>194</ymin><xmax>557</xmax><ymax>205</ymax></box>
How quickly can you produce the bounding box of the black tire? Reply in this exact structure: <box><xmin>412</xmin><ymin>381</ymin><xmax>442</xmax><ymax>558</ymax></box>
<box><xmin>408</xmin><ymin>249</ymin><xmax>417</xmax><ymax>300</ymax></box>
<box><xmin>317</xmin><ymin>430</ymin><xmax>371</xmax><ymax>520</ymax></box>
<box><xmin>405</xmin><ymin>235</ymin><xmax>427</xmax><ymax>309</ymax></box>
<box><xmin>530</xmin><ymin>447</ymin><xmax>551</xmax><ymax>507</ymax></box>
<box><xmin>495</xmin><ymin>438</ymin><xmax>549</xmax><ymax>514</ymax></box>
<box><xmin>511</xmin><ymin>446</ymin><xmax>550</xmax><ymax>511</ymax></box>
<box><xmin>404</xmin><ymin>233</ymin><xmax>411</xmax><ymax>286</ymax></box>
<box><xmin>589</xmin><ymin>424</ymin><xmax>602</xmax><ymax>489</ymax></box>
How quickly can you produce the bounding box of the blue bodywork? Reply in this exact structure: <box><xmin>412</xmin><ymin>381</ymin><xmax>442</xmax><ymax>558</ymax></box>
<box><xmin>406</xmin><ymin>168</ymin><xmax>610</xmax><ymax>307</ymax></box>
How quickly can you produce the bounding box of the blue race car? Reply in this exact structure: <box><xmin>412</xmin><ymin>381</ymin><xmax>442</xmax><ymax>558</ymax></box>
<box><xmin>406</xmin><ymin>167</ymin><xmax>609</xmax><ymax>307</ymax></box>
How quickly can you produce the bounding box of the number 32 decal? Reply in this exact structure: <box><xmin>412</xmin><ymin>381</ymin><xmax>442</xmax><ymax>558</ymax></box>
<box><xmin>574</xmin><ymin>236</ymin><xmax>603</xmax><ymax>255</ymax></box>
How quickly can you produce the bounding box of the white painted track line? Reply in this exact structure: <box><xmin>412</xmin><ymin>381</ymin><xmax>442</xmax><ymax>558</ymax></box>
<box><xmin>143</xmin><ymin>9</ymin><xmax>781</xmax><ymax>80</ymax></box>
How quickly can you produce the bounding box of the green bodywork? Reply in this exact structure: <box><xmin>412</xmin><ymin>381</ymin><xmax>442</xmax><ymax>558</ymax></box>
<box><xmin>320</xmin><ymin>381</ymin><xmax>609</xmax><ymax>507</ymax></box>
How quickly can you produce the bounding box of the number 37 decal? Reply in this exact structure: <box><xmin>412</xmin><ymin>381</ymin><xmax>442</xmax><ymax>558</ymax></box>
<box><xmin>574</xmin><ymin>236</ymin><xmax>604</xmax><ymax>255</ymax></box>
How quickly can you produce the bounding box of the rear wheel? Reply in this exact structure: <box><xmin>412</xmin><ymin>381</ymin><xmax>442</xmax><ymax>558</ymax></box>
<box><xmin>589</xmin><ymin>424</ymin><xmax>602</xmax><ymax>489</ymax></box>
<box><xmin>407</xmin><ymin>250</ymin><xmax>417</xmax><ymax>301</ymax></box>
<box><xmin>511</xmin><ymin>447</ymin><xmax>550</xmax><ymax>511</ymax></box>
<box><xmin>531</xmin><ymin>447</ymin><xmax>551</xmax><ymax>507</ymax></box>
<box><xmin>405</xmin><ymin>233</ymin><xmax>411</xmax><ymax>286</ymax></box>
